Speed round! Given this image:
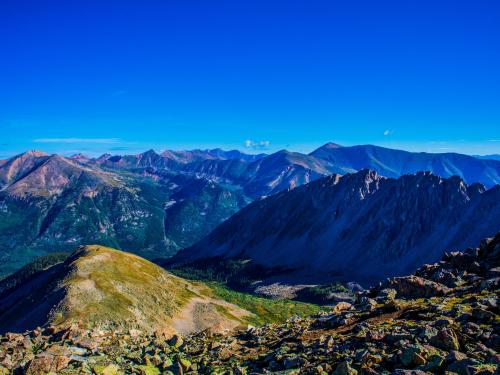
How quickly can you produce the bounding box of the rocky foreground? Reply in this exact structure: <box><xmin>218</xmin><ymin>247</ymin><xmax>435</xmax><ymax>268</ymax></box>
<box><xmin>1</xmin><ymin>234</ymin><xmax>499</xmax><ymax>374</ymax></box>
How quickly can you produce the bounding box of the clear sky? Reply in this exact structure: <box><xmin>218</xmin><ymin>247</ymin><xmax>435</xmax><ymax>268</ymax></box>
<box><xmin>1</xmin><ymin>0</ymin><xmax>499</xmax><ymax>158</ymax></box>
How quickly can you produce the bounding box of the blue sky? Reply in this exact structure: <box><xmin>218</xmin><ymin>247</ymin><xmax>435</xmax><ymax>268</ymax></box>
<box><xmin>1</xmin><ymin>0</ymin><xmax>499</xmax><ymax>158</ymax></box>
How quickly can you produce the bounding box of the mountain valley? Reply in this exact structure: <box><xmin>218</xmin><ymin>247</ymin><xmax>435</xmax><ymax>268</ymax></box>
<box><xmin>2</xmin><ymin>144</ymin><xmax>500</xmax><ymax>278</ymax></box>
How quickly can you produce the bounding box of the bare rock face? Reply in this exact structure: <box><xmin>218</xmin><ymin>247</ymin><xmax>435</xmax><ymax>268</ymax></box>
<box><xmin>173</xmin><ymin>170</ymin><xmax>500</xmax><ymax>284</ymax></box>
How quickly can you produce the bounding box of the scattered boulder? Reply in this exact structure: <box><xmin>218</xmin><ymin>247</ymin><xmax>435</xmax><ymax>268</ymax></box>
<box><xmin>332</xmin><ymin>302</ymin><xmax>353</xmax><ymax>314</ymax></box>
<box><xmin>25</xmin><ymin>352</ymin><xmax>71</xmax><ymax>374</ymax></box>
<box><xmin>383</xmin><ymin>275</ymin><xmax>449</xmax><ymax>299</ymax></box>
<box><xmin>430</xmin><ymin>328</ymin><xmax>460</xmax><ymax>351</ymax></box>
<box><xmin>400</xmin><ymin>345</ymin><xmax>426</xmax><ymax>367</ymax></box>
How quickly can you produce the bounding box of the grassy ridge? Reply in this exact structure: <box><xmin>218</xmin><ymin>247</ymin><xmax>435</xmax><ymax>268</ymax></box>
<box><xmin>52</xmin><ymin>245</ymin><xmax>197</xmax><ymax>331</ymax></box>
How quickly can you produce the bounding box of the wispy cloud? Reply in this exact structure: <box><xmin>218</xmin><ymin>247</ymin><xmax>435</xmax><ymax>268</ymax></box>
<box><xmin>383</xmin><ymin>129</ymin><xmax>393</xmax><ymax>136</ymax></box>
<box><xmin>488</xmin><ymin>139</ymin><xmax>500</xmax><ymax>142</ymax></box>
<box><xmin>34</xmin><ymin>138</ymin><xmax>121</xmax><ymax>144</ymax></box>
<box><xmin>244</xmin><ymin>139</ymin><xmax>271</xmax><ymax>150</ymax></box>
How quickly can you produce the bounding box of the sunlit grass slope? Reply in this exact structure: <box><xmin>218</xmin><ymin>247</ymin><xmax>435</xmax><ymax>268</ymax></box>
<box><xmin>50</xmin><ymin>245</ymin><xmax>196</xmax><ymax>332</ymax></box>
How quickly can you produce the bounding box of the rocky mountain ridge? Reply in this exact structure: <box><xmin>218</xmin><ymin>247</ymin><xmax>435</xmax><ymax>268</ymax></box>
<box><xmin>174</xmin><ymin>170</ymin><xmax>500</xmax><ymax>284</ymax></box>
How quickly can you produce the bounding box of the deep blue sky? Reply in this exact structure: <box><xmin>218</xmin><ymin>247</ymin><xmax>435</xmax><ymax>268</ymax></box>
<box><xmin>1</xmin><ymin>0</ymin><xmax>499</xmax><ymax>158</ymax></box>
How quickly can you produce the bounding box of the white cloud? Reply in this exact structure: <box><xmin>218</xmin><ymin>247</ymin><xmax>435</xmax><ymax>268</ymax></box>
<box><xmin>244</xmin><ymin>139</ymin><xmax>271</xmax><ymax>150</ymax></box>
<box><xmin>34</xmin><ymin>138</ymin><xmax>121</xmax><ymax>144</ymax></box>
<box><xmin>383</xmin><ymin>130</ymin><xmax>393</xmax><ymax>136</ymax></box>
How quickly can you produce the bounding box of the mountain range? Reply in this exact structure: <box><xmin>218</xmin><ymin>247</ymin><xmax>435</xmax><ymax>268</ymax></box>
<box><xmin>1</xmin><ymin>143</ymin><xmax>500</xmax><ymax>277</ymax></box>
<box><xmin>311</xmin><ymin>143</ymin><xmax>500</xmax><ymax>187</ymax></box>
<box><xmin>172</xmin><ymin>170</ymin><xmax>500</xmax><ymax>284</ymax></box>
<box><xmin>0</xmin><ymin>150</ymin><xmax>251</xmax><ymax>275</ymax></box>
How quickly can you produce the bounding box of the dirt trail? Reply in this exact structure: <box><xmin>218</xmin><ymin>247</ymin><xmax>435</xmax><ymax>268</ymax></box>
<box><xmin>170</xmin><ymin>295</ymin><xmax>251</xmax><ymax>336</ymax></box>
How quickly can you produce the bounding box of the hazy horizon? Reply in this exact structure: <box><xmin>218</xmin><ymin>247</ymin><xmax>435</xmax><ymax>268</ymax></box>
<box><xmin>2</xmin><ymin>1</ymin><xmax>499</xmax><ymax>157</ymax></box>
<box><xmin>1</xmin><ymin>140</ymin><xmax>500</xmax><ymax>160</ymax></box>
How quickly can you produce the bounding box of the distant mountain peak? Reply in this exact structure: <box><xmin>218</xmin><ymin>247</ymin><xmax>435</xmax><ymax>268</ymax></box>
<box><xmin>0</xmin><ymin>150</ymin><xmax>51</xmax><ymax>187</ymax></box>
<box><xmin>141</xmin><ymin>149</ymin><xmax>159</xmax><ymax>156</ymax></box>
<box><xmin>160</xmin><ymin>149</ymin><xmax>174</xmax><ymax>156</ymax></box>
<box><xmin>309</xmin><ymin>142</ymin><xmax>343</xmax><ymax>155</ymax></box>
<box><xmin>70</xmin><ymin>153</ymin><xmax>89</xmax><ymax>160</ymax></box>
<box><xmin>270</xmin><ymin>149</ymin><xmax>292</xmax><ymax>158</ymax></box>
<box><xmin>44</xmin><ymin>153</ymin><xmax>70</xmax><ymax>164</ymax></box>
<box><xmin>95</xmin><ymin>153</ymin><xmax>112</xmax><ymax>162</ymax></box>
<box><xmin>160</xmin><ymin>149</ymin><xmax>177</xmax><ymax>158</ymax></box>
<box><xmin>23</xmin><ymin>150</ymin><xmax>48</xmax><ymax>157</ymax></box>
<box><xmin>5</xmin><ymin>150</ymin><xmax>49</xmax><ymax>161</ymax></box>
<box><xmin>323</xmin><ymin>142</ymin><xmax>343</xmax><ymax>148</ymax></box>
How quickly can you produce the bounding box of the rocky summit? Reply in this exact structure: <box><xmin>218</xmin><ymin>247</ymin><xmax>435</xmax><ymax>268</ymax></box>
<box><xmin>0</xmin><ymin>234</ymin><xmax>498</xmax><ymax>374</ymax></box>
